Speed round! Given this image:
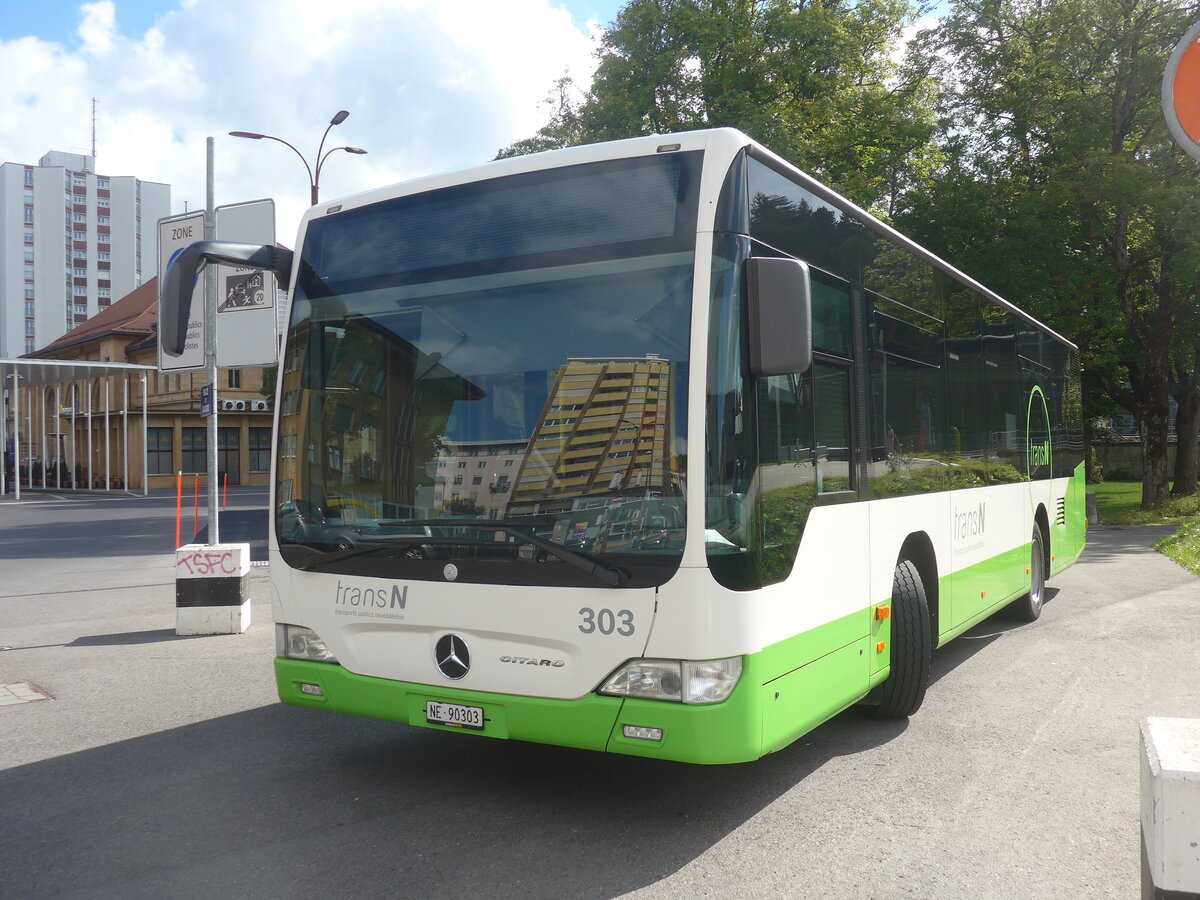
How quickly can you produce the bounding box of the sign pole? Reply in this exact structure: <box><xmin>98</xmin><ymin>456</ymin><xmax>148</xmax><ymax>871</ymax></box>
<box><xmin>205</xmin><ymin>137</ymin><xmax>220</xmax><ymax>545</ymax></box>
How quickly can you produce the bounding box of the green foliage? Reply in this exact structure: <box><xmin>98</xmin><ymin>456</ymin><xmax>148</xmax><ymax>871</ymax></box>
<box><xmin>1092</xmin><ymin>480</ymin><xmax>1200</xmax><ymax>525</ymax></box>
<box><xmin>498</xmin><ymin>0</ymin><xmax>940</xmax><ymax>212</ymax></box>
<box><xmin>260</xmin><ymin>364</ymin><xmax>277</xmax><ymax>400</ymax></box>
<box><xmin>1154</xmin><ymin>520</ymin><xmax>1200</xmax><ymax>576</ymax></box>
<box><xmin>440</xmin><ymin>497</ymin><xmax>488</xmax><ymax>518</ymax></box>
<box><xmin>872</xmin><ymin>464</ymin><xmax>983</xmax><ymax>498</ymax></box>
<box><xmin>901</xmin><ymin>0</ymin><xmax>1200</xmax><ymax>507</ymax></box>
<box><xmin>760</xmin><ymin>481</ymin><xmax>816</xmax><ymax>584</ymax></box>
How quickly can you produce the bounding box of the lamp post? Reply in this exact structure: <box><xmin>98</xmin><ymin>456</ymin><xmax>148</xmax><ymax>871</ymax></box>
<box><xmin>230</xmin><ymin>110</ymin><xmax>367</xmax><ymax>205</ymax></box>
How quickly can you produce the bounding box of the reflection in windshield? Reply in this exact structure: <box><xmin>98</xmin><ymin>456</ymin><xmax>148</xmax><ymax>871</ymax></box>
<box><xmin>276</xmin><ymin>258</ymin><xmax>692</xmax><ymax>584</ymax></box>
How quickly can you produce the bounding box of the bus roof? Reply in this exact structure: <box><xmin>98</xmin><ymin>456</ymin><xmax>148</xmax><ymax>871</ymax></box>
<box><xmin>300</xmin><ymin>127</ymin><xmax>1076</xmax><ymax>351</ymax></box>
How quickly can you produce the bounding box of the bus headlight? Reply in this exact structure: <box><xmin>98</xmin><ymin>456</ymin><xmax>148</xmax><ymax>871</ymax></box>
<box><xmin>599</xmin><ymin>656</ymin><xmax>742</xmax><ymax>704</ymax></box>
<box><xmin>277</xmin><ymin>624</ymin><xmax>338</xmax><ymax>663</ymax></box>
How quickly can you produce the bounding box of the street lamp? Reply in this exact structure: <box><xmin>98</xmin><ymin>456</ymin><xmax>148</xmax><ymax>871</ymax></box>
<box><xmin>230</xmin><ymin>110</ymin><xmax>367</xmax><ymax>205</ymax></box>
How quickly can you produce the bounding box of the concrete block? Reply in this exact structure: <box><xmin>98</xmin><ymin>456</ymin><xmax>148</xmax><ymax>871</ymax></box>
<box><xmin>1141</xmin><ymin>717</ymin><xmax>1200</xmax><ymax>898</ymax></box>
<box><xmin>174</xmin><ymin>542</ymin><xmax>252</xmax><ymax>635</ymax></box>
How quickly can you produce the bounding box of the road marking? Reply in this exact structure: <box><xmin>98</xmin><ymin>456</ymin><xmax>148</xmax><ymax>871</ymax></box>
<box><xmin>0</xmin><ymin>682</ymin><xmax>53</xmax><ymax>706</ymax></box>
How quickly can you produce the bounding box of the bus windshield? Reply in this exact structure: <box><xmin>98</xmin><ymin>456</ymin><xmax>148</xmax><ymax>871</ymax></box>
<box><xmin>276</xmin><ymin>152</ymin><xmax>700</xmax><ymax>588</ymax></box>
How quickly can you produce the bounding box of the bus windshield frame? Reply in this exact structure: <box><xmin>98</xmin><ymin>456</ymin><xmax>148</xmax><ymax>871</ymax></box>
<box><xmin>275</xmin><ymin>150</ymin><xmax>701</xmax><ymax>589</ymax></box>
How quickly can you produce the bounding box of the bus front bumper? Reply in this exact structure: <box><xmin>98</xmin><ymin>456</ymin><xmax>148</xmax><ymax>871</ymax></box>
<box><xmin>275</xmin><ymin>657</ymin><xmax>765</xmax><ymax>765</ymax></box>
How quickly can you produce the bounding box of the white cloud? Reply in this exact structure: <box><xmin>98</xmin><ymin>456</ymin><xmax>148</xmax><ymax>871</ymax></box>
<box><xmin>0</xmin><ymin>0</ymin><xmax>600</xmax><ymax>247</ymax></box>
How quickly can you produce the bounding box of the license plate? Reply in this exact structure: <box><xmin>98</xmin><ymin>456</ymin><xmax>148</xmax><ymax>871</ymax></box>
<box><xmin>425</xmin><ymin>700</ymin><xmax>484</xmax><ymax>731</ymax></box>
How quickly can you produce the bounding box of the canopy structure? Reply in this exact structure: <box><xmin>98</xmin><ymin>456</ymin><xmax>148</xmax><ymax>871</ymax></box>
<box><xmin>1</xmin><ymin>358</ymin><xmax>156</xmax><ymax>499</ymax></box>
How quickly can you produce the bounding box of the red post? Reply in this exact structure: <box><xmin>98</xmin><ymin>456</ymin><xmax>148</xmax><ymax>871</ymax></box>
<box><xmin>194</xmin><ymin>473</ymin><xmax>199</xmax><ymax>539</ymax></box>
<box><xmin>175</xmin><ymin>471</ymin><xmax>182</xmax><ymax>548</ymax></box>
<box><xmin>223</xmin><ymin>473</ymin><xmax>228</xmax><ymax>509</ymax></box>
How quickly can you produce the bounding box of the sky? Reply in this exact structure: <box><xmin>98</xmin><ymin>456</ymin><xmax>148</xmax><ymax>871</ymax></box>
<box><xmin>1</xmin><ymin>0</ymin><xmax>626</xmax><ymax>246</ymax></box>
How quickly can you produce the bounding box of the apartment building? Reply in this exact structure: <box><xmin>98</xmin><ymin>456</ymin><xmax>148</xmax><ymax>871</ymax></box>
<box><xmin>0</xmin><ymin>151</ymin><xmax>170</xmax><ymax>359</ymax></box>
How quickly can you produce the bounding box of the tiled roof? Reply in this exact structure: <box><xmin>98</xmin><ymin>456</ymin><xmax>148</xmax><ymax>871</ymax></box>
<box><xmin>26</xmin><ymin>278</ymin><xmax>158</xmax><ymax>359</ymax></box>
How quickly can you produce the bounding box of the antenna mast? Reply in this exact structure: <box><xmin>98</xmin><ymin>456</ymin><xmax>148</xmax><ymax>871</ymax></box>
<box><xmin>91</xmin><ymin>98</ymin><xmax>97</xmax><ymax>161</ymax></box>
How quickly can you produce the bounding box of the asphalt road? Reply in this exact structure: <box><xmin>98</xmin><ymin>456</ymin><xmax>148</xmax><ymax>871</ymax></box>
<box><xmin>0</xmin><ymin>491</ymin><xmax>1197</xmax><ymax>899</ymax></box>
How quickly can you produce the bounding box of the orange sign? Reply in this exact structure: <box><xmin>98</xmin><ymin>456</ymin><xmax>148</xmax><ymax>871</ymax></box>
<box><xmin>1164</xmin><ymin>21</ymin><xmax>1200</xmax><ymax>160</ymax></box>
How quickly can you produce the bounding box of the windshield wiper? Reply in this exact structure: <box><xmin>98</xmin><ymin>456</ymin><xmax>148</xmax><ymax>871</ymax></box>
<box><xmin>293</xmin><ymin>537</ymin><xmax>429</xmax><ymax>571</ymax></box>
<box><xmin>401</xmin><ymin>519</ymin><xmax>629</xmax><ymax>587</ymax></box>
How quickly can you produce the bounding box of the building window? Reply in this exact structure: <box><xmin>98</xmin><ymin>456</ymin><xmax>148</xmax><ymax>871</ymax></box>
<box><xmin>24</xmin><ymin>230</ymin><xmax>33</xmax><ymax>243</ymax></box>
<box><xmin>217</xmin><ymin>428</ymin><xmax>240</xmax><ymax>483</ymax></box>
<box><xmin>25</xmin><ymin>301</ymin><xmax>34</xmax><ymax>317</ymax></box>
<box><xmin>97</xmin><ymin>251</ymin><xmax>110</xmax><ymax>260</ymax></box>
<box><xmin>147</xmin><ymin>427</ymin><xmax>173</xmax><ymax>475</ymax></box>
<box><xmin>73</xmin><ymin>212</ymin><xmax>87</xmax><ymax>222</ymax></box>
<box><xmin>472</xmin><ymin>476</ymin><xmax>483</xmax><ymax>485</ymax></box>
<box><xmin>74</xmin><ymin>286</ymin><xmax>87</xmax><ymax>295</ymax></box>
<box><xmin>24</xmin><ymin>287</ymin><xmax>33</xmax><ymax>299</ymax></box>
<box><xmin>24</xmin><ymin>338</ymin><xmax>35</xmax><ymax>354</ymax></box>
<box><xmin>249</xmin><ymin>427</ymin><xmax>271</xmax><ymax>472</ymax></box>
<box><xmin>74</xmin><ymin>267</ymin><xmax>87</xmax><ymax>277</ymax></box>
<box><xmin>98</xmin><ymin>288</ymin><xmax>110</xmax><ymax>298</ymax></box>
<box><xmin>182</xmin><ymin>427</ymin><xmax>207</xmax><ymax>473</ymax></box>
<box><xmin>73</xmin><ymin>231</ymin><xmax>85</xmax><ymax>240</ymax></box>
<box><xmin>74</xmin><ymin>249</ymin><xmax>86</xmax><ymax>259</ymax></box>
<box><xmin>97</xmin><ymin>215</ymin><xmax>109</xmax><ymax>225</ymax></box>
<box><xmin>75</xmin><ymin>304</ymin><xmax>86</xmax><ymax>315</ymax></box>
<box><xmin>98</xmin><ymin>179</ymin><xmax>109</xmax><ymax>188</ymax></box>
<box><xmin>73</xmin><ymin>177</ymin><xmax>86</xmax><ymax>186</ymax></box>
<box><xmin>24</xmin><ymin>209</ymin><xmax>34</xmax><ymax>223</ymax></box>
<box><xmin>97</xmin><ymin>198</ymin><xmax>110</xmax><ymax>208</ymax></box>
<box><xmin>24</xmin><ymin>321</ymin><xmax>35</xmax><ymax>336</ymax></box>
<box><xmin>97</xmin><ymin>234</ymin><xmax>110</xmax><ymax>243</ymax></box>
<box><xmin>227</xmin><ymin>370</ymin><xmax>241</xmax><ymax>388</ymax></box>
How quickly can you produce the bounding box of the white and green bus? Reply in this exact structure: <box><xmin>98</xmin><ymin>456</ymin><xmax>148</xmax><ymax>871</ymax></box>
<box><xmin>163</xmin><ymin>128</ymin><xmax>1086</xmax><ymax>764</ymax></box>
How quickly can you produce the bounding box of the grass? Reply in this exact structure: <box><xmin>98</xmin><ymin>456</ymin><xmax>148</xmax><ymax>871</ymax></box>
<box><xmin>1090</xmin><ymin>480</ymin><xmax>1200</xmax><ymax>525</ymax></box>
<box><xmin>1090</xmin><ymin>480</ymin><xmax>1200</xmax><ymax>575</ymax></box>
<box><xmin>1154</xmin><ymin>521</ymin><xmax>1200</xmax><ymax>577</ymax></box>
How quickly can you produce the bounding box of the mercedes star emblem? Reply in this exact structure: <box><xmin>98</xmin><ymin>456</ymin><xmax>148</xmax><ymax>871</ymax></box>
<box><xmin>435</xmin><ymin>634</ymin><xmax>470</xmax><ymax>680</ymax></box>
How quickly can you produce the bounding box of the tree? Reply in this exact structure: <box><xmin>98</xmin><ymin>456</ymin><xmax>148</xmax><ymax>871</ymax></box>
<box><xmin>499</xmin><ymin>0</ymin><xmax>941</xmax><ymax>212</ymax></box>
<box><xmin>903</xmin><ymin>0</ymin><xmax>1200</xmax><ymax>506</ymax></box>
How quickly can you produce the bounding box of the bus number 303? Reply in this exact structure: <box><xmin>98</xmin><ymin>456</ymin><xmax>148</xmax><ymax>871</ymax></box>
<box><xmin>578</xmin><ymin>608</ymin><xmax>635</xmax><ymax>636</ymax></box>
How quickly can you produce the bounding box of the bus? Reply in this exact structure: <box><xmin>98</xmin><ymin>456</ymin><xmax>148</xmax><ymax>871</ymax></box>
<box><xmin>162</xmin><ymin>128</ymin><xmax>1085</xmax><ymax>764</ymax></box>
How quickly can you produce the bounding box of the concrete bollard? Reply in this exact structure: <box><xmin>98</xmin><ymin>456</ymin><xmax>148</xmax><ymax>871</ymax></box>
<box><xmin>174</xmin><ymin>542</ymin><xmax>252</xmax><ymax>635</ymax></box>
<box><xmin>1086</xmin><ymin>491</ymin><xmax>1099</xmax><ymax>525</ymax></box>
<box><xmin>1140</xmin><ymin>717</ymin><xmax>1200</xmax><ymax>899</ymax></box>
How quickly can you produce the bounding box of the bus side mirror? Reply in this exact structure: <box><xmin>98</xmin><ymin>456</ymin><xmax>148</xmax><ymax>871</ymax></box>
<box><xmin>160</xmin><ymin>241</ymin><xmax>294</xmax><ymax>357</ymax></box>
<box><xmin>745</xmin><ymin>257</ymin><xmax>812</xmax><ymax>376</ymax></box>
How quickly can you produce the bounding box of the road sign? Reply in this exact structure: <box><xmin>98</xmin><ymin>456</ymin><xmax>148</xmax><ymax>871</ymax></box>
<box><xmin>199</xmin><ymin>383</ymin><xmax>213</xmax><ymax>417</ymax></box>
<box><xmin>1163</xmin><ymin>20</ymin><xmax>1200</xmax><ymax>162</ymax></box>
<box><xmin>215</xmin><ymin>199</ymin><xmax>278</xmax><ymax>369</ymax></box>
<box><xmin>157</xmin><ymin>211</ymin><xmax>207</xmax><ymax>373</ymax></box>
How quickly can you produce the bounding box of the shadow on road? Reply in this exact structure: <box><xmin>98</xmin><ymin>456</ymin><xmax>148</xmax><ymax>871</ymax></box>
<box><xmin>1078</xmin><ymin>524</ymin><xmax>1178</xmax><ymax>562</ymax></box>
<box><xmin>2</xmin><ymin>699</ymin><xmax>910</xmax><ymax>898</ymax></box>
<box><xmin>0</xmin><ymin>583</ymin><xmax>1057</xmax><ymax>900</ymax></box>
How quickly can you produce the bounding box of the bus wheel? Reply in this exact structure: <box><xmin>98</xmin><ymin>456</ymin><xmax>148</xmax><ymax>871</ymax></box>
<box><xmin>873</xmin><ymin>559</ymin><xmax>931</xmax><ymax>719</ymax></box>
<box><xmin>1009</xmin><ymin>526</ymin><xmax>1046</xmax><ymax>622</ymax></box>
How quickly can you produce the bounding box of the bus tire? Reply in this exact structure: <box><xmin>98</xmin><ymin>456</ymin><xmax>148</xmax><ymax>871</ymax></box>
<box><xmin>1009</xmin><ymin>526</ymin><xmax>1046</xmax><ymax>622</ymax></box>
<box><xmin>873</xmin><ymin>559</ymin><xmax>931</xmax><ymax>719</ymax></box>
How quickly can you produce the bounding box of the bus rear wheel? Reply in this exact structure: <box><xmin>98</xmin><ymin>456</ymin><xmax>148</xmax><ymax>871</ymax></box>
<box><xmin>873</xmin><ymin>559</ymin><xmax>932</xmax><ymax>719</ymax></box>
<box><xmin>1009</xmin><ymin>526</ymin><xmax>1046</xmax><ymax>622</ymax></box>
